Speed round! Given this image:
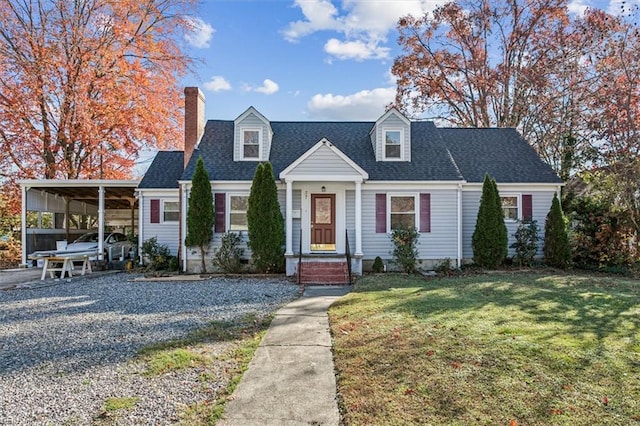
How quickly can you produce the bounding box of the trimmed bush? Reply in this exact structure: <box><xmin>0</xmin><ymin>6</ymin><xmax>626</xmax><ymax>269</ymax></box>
<box><xmin>214</xmin><ymin>232</ymin><xmax>244</xmax><ymax>274</ymax></box>
<box><xmin>372</xmin><ymin>256</ymin><xmax>384</xmax><ymax>273</ymax></box>
<box><xmin>544</xmin><ymin>193</ymin><xmax>572</xmax><ymax>268</ymax></box>
<box><xmin>141</xmin><ymin>237</ymin><xmax>171</xmax><ymax>270</ymax></box>
<box><xmin>472</xmin><ymin>174</ymin><xmax>508</xmax><ymax>268</ymax></box>
<box><xmin>247</xmin><ymin>162</ymin><xmax>284</xmax><ymax>273</ymax></box>
<box><xmin>511</xmin><ymin>220</ymin><xmax>540</xmax><ymax>266</ymax></box>
<box><xmin>390</xmin><ymin>226</ymin><xmax>419</xmax><ymax>274</ymax></box>
<box><xmin>185</xmin><ymin>156</ymin><xmax>214</xmax><ymax>273</ymax></box>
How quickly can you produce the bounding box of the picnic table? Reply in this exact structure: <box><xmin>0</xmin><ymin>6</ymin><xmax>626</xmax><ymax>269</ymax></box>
<box><xmin>29</xmin><ymin>250</ymin><xmax>98</xmax><ymax>280</ymax></box>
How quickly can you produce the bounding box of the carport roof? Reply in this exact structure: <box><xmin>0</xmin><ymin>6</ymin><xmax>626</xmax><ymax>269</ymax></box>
<box><xmin>18</xmin><ymin>179</ymin><xmax>139</xmax><ymax>210</ymax></box>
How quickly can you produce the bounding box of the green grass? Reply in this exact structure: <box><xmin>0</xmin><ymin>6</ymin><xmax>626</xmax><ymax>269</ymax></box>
<box><xmin>103</xmin><ymin>396</ymin><xmax>139</xmax><ymax>412</ymax></box>
<box><xmin>330</xmin><ymin>272</ymin><xmax>640</xmax><ymax>425</ymax></box>
<box><xmin>136</xmin><ymin>313</ymin><xmax>272</xmax><ymax>425</ymax></box>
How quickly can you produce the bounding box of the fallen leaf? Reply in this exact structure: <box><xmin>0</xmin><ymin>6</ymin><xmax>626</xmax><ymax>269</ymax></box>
<box><xmin>510</xmin><ymin>420</ymin><xmax>517</xmax><ymax>426</ymax></box>
<box><xmin>602</xmin><ymin>396</ymin><xmax>609</xmax><ymax>406</ymax></box>
<box><xmin>404</xmin><ymin>389</ymin><xmax>416</xmax><ymax>395</ymax></box>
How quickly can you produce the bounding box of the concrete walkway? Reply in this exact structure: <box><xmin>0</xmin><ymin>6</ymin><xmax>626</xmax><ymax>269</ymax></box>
<box><xmin>218</xmin><ymin>285</ymin><xmax>352</xmax><ymax>426</ymax></box>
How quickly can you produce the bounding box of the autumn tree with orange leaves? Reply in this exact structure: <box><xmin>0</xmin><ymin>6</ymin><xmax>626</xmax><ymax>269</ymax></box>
<box><xmin>0</xmin><ymin>0</ymin><xmax>196</xmax><ymax>182</ymax></box>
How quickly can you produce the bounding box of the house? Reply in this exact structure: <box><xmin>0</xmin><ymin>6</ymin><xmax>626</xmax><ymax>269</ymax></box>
<box><xmin>136</xmin><ymin>87</ymin><xmax>562</xmax><ymax>277</ymax></box>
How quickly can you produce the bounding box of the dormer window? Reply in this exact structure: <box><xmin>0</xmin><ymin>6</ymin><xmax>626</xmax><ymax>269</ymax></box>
<box><xmin>243</xmin><ymin>128</ymin><xmax>261</xmax><ymax>159</ymax></box>
<box><xmin>384</xmin><ymin>129</ymin><xmax>403</xmax><ymax>160</ymax></box>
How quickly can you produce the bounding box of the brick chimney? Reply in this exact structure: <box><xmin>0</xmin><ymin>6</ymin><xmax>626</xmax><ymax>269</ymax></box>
<box><xmin>184</xmin><ymin>87</ymin><xmax>206</xmax><ymax>169</ymax></box>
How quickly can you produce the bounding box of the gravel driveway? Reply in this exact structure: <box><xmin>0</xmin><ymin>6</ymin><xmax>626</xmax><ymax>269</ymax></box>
<box><xmin>0</xmin><ymin>273</ymin><xmax>299</xmax><ymax>425</ymax></box>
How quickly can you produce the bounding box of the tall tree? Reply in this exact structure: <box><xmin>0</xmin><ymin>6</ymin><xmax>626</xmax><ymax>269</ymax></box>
<box><xmin>185</xmin><ymin>157</ymin><xmax>213</xmax><ymax>273</ymax></box>
<box><xmin>0</xmin><ymin>0</ymin><xmax>195</xmax><ymax>181</ymax></box>
<box><xmin>247</xmin><ymin>162</ymin><xmax>284</xmax><ymax>273</ymax></box>
<box><xmin>390</xmin><ymin>0</ymin><xmax>629</xmax><ymax>178</ymax></box>
<box><xmin>472</xmin><ymin>174</ymin><xmax>507</xmax><ymax>268</ymax></box>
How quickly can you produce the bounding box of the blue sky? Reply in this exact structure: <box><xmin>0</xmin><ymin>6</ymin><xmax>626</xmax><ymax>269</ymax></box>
<box><xmin>179</xmin><ymin>0</ymin><xmax>620</xmax><ymax>123</ymax></box>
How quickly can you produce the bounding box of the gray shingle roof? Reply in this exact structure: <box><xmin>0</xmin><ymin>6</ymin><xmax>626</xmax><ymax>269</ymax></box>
<box><xmin>138</xmin><ymin>151</ymin><xmax>184</xmax><ymax>188</ymax></box>
<box><xmin>182</xmin><ymin>121</ymin><xmax>465</xmax><ymax>181</ymax></box>
<box><xmin>438</xmin><ymin>128</ymin><xmax>562</xmax><ymax>183</ymax></box>
<box><xmin>152</xmin><ymin>121</ymin><xmax>561</xmax><ymax>185</ymax></box>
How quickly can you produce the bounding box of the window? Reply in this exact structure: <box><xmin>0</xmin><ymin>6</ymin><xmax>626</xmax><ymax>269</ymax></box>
<box><xmin>229</xmin><ymin>195</ymin><xmax>249</xmax><ymax>231</ymax></box>
<box><xmin>384</xmin><ymin>129</ymin><xmax>402</xmax><ymax>159</ymax></box>
<box><xmin>389</xmin><ymin>195</ymin><xmax>416</xmax><ymax>230</ymax></box>
<box><xmin>243</xmin><ymin>129</ymin><xmax>261</xmax><ymax>159</ymax></box>
<box><xmin>163</xmin><ymin>201</ymin><xmax>179</xmax><ymax>222</ymax></box>
<box><xmin>501</xmin><ymin>196</ymin><xmax>519</xmax><ymax>221</ymax></box>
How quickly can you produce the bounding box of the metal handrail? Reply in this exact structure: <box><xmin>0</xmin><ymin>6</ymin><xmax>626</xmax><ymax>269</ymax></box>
<box><xmin>297</xmin><ymin>228</ymin><xmax>302</xmax><ymax>286</ymax></box>
<box><xmin>345</xmin><ymin>229</ymin><xmax>352</xmax><ymax>285</ymax></box>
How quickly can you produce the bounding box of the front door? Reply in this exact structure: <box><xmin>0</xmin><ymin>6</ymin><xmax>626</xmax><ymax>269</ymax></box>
<box><xmin>311</xmin><ymin>194</ymin><xmax>336</xmax><ymax>251</ymax></box>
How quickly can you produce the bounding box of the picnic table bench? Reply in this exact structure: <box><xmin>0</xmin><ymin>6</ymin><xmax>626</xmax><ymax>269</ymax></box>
<box><xmin>40</xmin><ymin>255</ymin><xmax>93</xmax><ymax>280</ymax></box>
<box><xmin>29</xmin><ymin>249</ymin><xmax>98</xmax><ymax>280</ymax></box>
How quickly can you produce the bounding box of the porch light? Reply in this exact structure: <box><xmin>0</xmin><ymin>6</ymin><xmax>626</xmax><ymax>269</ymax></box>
<box><xmin>321</xmin><ymin>186</ymin><xmax>326</xmax><ymax>192</ymax></box>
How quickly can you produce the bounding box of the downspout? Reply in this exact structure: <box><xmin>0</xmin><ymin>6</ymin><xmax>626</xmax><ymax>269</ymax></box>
<box><xmin>457</xmin><ymin>183</ymin><xmax>462</xmax><ymax>268</ymax></box>
<box><xmin>137</xmin><ymin>191</ymin><xmax>143</xmax><ymax>265</ymax></box>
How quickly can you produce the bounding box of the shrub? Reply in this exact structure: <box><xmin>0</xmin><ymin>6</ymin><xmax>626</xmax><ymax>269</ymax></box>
<box><xmin>141</xmin><ymin>237</ymin><xmax>172</xmax><ymax>270</ymax></box>
<box><xmin>372</xmin><ymin>256</ymin><xmax>384</xmax><ymax>273</ymax></box>
<box><xmin>435</xmin><ymin>258</ymin><xmax>456</xmax><ymax>275</ymax></box>
<box><xmin>544</xmin><ymin>193</ymin><xmax>572</xmax><ymax>268</ymax></box>
<box><xmin>510</xmin><ymin>220</ymin><xmax>540</xmax><ymax>266</ymax></box>
<box><xmin>214</xmin><ymin>232</ymin><xmax>244</xmax><ymax>273</ymax></box>
<box><xmin>390</xmin><ymin>226</ymin><xmax>419</xmax><ymax>274</ymax></box>
<box><xmin>185</xmin><ymin>156</ymin><xmax>214</xmax><ymax>273</ymax></box>
<box><xmin>472</xmin><ymin>174</ymin><xmax>507</xmax><ymax>268</ymax></box>
<box><xmin>247</xmin><ymin>162</ymin><xmax>284</xmax><ymax>273</ymax></box>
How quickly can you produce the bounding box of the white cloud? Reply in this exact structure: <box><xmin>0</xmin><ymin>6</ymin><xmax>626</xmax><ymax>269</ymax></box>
<box><xmin>307</xmin><ymin>87</ymin><xmax>396</xmax><ymax>120</ymax></box>
<box><xmin>204</xmin><ymin>76</ymin><xmax>231</xmax><ymax>92</ymax></box>
<box><xmin>244</xmin><ymin>79</ymin><xmax>280</xmax><ymax>95</ymax></box>
<box><xmin>567</xmin><ymin>0</ymin><xmax>590</xmax><ymax>15</ymax></box>
<box><xmin>185</xmin><ymin>17</ymin><xmax>214</xmax><ymax>48</ymax></box>
<box><xmin>324</xmin><ymin>38</ymin><xmax>390</xmax><ymax>61</ymax></box>
<box><xmin>284</xmin><ymin>0</ymin><xmax>443</xmax><ymax>61</ymax></box>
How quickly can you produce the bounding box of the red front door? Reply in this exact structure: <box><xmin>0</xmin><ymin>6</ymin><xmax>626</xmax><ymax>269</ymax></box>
<box><xmin>311</xmin><ymin>194</ymin><xmax>336</xmax><ymax>251</ymax></box>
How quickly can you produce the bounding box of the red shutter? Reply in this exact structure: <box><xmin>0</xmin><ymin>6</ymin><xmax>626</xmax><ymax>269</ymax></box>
<box><xmin>150</xmin><ymin>199</ymin><xmax>160</xmax><ymax>224</ymax></box>
<box><xmin>215</xmin><ymin>193</ymin><xmax>226</xmax><ymax>233</ymax></box>
<box><xmin>522</xmin><ymin>194</ymin><xmax>533</xmax><ymax>222</ymax></box>
<box><xmin>420</xmin><ymin>193</ymin><xmax>431</xmax><ymax>233</ymax></box>
<box><xmin>375</xmin><ymin>193</ymin><xmax>386</xmax><ymax>233</ymax></box>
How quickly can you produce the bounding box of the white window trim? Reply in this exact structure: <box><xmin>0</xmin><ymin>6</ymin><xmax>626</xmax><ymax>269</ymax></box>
<box><xmin>241</xmin><ymin>127</ymin><xmax>263</xmax><ymax>161</ymax></box>
<box><xmin>387</xmin><ymin>193</ymin><xmax>418</xmax><ymax>233</ymax></box>
<box><xmin>500</xmin><ymin>193</ymin><xmax>521</xmax><ymax>222</ymax></box>
<box><xmin>162</xmin><ymin>200</ymin><xmax>179</xmax><ymax>224</ymax></box>
<box><xmin>382</xmin><ymin>127</ymin><xmax>405</xmax><ymax>161</ymax></box>
<box><xmin>227</xmin><ymin>193</ymin><xmax>250</xmax><ymax>233</ymax></box>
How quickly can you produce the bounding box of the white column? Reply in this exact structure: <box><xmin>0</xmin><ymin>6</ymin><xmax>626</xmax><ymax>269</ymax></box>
<box><xmin>21</xmin><ymin>185</ymin><xmax>27</xmax><ymax>266</ymax></box>
<box><xmin>98</xmin><ymin>186</ymin><xmax>105</xmax><ymax>261</ymax></box>
<box><xmin>355</xmin><ymin>180</ymin><xmax>363</xmax><ymax>256</ymax></box>
<box><xmin>285</xmin><ymin>179</ymin><xmax>293</xmax><ymax>255</ymax></box>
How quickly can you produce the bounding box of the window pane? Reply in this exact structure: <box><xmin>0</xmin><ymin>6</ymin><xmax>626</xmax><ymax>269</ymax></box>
<box><xmin>244</xmin><ymin>130</ymin><xmax>259</xmax><ymax>145</ymax></box>
<box><xmin>501</xmin><ymin>196</ymin><xmax>518</xmax><ymax>220</ymax></box>
<box><xmin>385</xmin><ymin>144</ymin><xmax>401</xmax><ymax>158</ymax></box>
<box><xmin>391</xmin><ymin>213</ymin><xmax>415</xmax><ymax>230</ymax></box>
<box><xmin>385</xmin><ymin>130</ymin><xmax>401</xmax><ymax>145</ymax></box>
<box><xmin>244</xmin><ymin>144</ymin><xmax>259</xmax><ymax>158</ymax></box>
<box><xmin>314</xmin><ymin>198</ymin><xmax>332</xmax><ymax>224</ymax></box>
<box><xmin>163</xmin><ymin>202</ymin><xmax>179</xmax><ymax>222</ymax></box>
<box><xmin>230</xmin><ymin>213</ymin><xmax>248</xmax><ymax>230</ymax></box>
<box><xmin>391</xmin><ymin>196</ymin><xmax>414</xmax><ymax>213</ymax></box>
<box><xmin>231</xmin><ymin>196</ymin><xmax>248</xmax><ymax>211</ymax></box>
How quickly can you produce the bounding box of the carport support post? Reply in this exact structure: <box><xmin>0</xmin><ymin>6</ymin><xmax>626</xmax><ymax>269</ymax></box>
<box><xmin>98</xmin><ymin>186</ymin><xmax>105</xmax><ymax>261</ymax></box>
<box><xmin>21</xmin><ymin>185</ymin><xmax>27</xmax><ymax>266</ymax></box>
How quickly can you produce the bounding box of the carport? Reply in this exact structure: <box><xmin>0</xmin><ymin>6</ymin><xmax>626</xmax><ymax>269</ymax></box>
<box><xmin>17</xmin><ymin>180</ymin><xmax>139</xmax><ymax>266</ymax></box>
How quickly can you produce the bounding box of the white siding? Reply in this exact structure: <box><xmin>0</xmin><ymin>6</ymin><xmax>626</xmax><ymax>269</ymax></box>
<box><xmin>288</xmin><ymin>144</ymin><xmax>362</xmax><ymax>177</ymax></box>
<box><xmin>361</xmin><ymin>189</ymin><xmax>458</xmax><ymax>260</ymax></box>
<box><xmin>25</xmin><ymin>190</ymin><xmax>98</xmax><ymax>215</ymax></box>
<box><xmin>461</xmin><ymin>190</ymin><xmax>556</xmax><ymax>260</ymax></box>
<box><xmin>141</xmin><ymin>194</ymin><xmax>180</xmax><ymax>255</ymax></box>
<box><xmin>373</xmin><ymin>112</ymin><xmax>411</xmax><ymax>162</ymax></box>
<box><xmin>234</xmin><ymin>112</ymin><xmax>271</xmax><ymax>161</ymax></box>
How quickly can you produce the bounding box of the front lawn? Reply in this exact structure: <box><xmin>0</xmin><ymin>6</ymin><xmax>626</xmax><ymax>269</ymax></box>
<box><xmin>329</xmin><ymin>272</ymin><xmax>640</xmax><ymax>425</ymax></box>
